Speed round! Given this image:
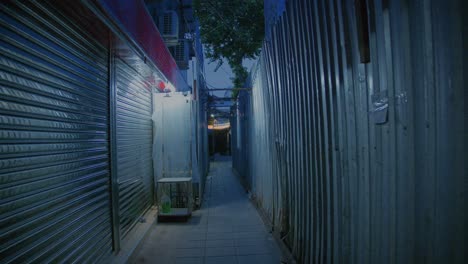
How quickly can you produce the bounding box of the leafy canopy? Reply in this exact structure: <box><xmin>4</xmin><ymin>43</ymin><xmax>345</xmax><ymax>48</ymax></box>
<box><xmin>194</xmin><ymin>0</ymin><xmax>264</xmax><ymax>95</ymax></box>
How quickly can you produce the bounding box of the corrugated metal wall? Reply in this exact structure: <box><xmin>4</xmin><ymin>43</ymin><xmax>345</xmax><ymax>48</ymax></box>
<box><xmin>0</xmin><ymin>1</ymin><xmax>112</xmax><ymax>262</ymax></box>
<box><xmin>232</xmin><ymin>0</ymin><xmax>466</xmax><ymax>263</ymax></box>
<box><xmin>115</xmin><ymin>57</ymin><xmax>154</xmax><ymax>239</ymax></box>
<box><xmin>193</xmin><ymin>93</ymin><xmax>209</xmax><ymax>200</ymax></box>
<box><xmin>192</xmin><ymin>26</ymin><xmax>210</xmax><ymax>199</ymax></box>
<box><xmin>231</xmin><ymin>90</ymin><xmax>251</xmax><ymax>187</ymax></box>
<box><xmin>0</xmin><ymin>0</ymin><xmax>167</xmax><ymax>261</ymax></box>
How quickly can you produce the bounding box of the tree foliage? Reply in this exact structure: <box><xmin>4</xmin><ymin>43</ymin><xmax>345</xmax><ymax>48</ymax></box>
<box><xmin>194</xmin><ymin>0</ymin><xmax>264</xmax><ymax>96</ymax></box>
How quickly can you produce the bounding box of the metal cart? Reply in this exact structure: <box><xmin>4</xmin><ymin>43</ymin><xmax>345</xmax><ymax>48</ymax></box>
<box><xmin>156</xmin><ymin>177</ymin><xmax>193</xmax><ymax>221</ymax></box>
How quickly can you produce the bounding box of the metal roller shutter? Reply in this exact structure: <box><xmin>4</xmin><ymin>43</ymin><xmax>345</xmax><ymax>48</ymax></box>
<box><xmin>0</xmin><ymin>2</ymin><xmax>112</xmax><ymax>263</ymax></box>
<box><xmin>115</xmin><ymin>57</ymin><xmax>153</xmax><ymax>238</ymax></box>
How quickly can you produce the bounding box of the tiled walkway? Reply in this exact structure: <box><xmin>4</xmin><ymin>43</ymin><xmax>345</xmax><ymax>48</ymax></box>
<box><xmin>130</xmin><ymin>156</ymin><xmax>282</xmax><ymax>264</ymax></box>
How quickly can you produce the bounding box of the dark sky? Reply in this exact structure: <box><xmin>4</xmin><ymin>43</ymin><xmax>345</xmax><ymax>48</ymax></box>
<box><xmin>188</xmin><ymin>57</ymin><xmax>255</xmax><ymax>98</ymax></box>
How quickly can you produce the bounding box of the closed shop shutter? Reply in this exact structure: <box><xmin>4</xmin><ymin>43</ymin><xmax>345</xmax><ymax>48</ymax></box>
<box><xmin>115</xmin><ymin>57</ymin><xmax>153</xmax><ymax>238</ymax></box>
<box><xmin>0</xmin><ymin>2</ymin><xmax>112</xmax><ymax>263</ymax></box>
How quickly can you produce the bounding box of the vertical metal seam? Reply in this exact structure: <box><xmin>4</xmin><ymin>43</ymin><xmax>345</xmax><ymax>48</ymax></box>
<box><xmin>108</xmin><ymin>39</ymin><xmax>121</xmax><ymax>252</ymax></box>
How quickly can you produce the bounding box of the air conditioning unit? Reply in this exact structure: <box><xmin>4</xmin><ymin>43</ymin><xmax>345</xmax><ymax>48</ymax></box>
<box><xmin>170</xmin><ymin>40</ymin><xmax>189</xmax><ymax>70</ymax></box>
<box><xmin>159</xmin><ymin>11</ymin><xmax>179</xmax><ymax>47</ymax></box>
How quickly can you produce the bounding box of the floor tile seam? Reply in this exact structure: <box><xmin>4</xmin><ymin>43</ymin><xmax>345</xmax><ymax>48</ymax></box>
<box><xmin>204</xmin><ymin>243</ymin><xmax>235</xmax><ymax>248</ymax></box>
<box><xmin>202</xmin><ymin>173</ymin><xmax>214</xmax><ymax>264</ymax></box>
<box><xmin>234</xmin><ymin>250</ymin><xmax>276</xmax><ymax>257</ymax></box>
<box><xmin>204</xmin><ymin>255</ymin><xmax>239</xmax><ymax>264</ymax></box>
<box><xmin>204</xmin><ymin>253</ymin><xmax>238</xmax><ymax>258</ymax></box>
<box><xmin>233</xmin><ymin>245</ymin><xmax>275</xmax><ymax>256</ymax></box>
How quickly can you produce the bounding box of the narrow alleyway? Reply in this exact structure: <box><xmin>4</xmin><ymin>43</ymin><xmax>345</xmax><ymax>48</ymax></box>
<box><xmin>130</xmin><ymin>156</ymin><xmax>283</xmax><ymax>264</ymax></box>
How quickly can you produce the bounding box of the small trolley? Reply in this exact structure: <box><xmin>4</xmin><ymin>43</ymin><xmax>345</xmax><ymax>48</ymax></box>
<box><xmin>157</xmin><ymin>177</ymin><xmax>193</xmax><ymax>221</ymax></box>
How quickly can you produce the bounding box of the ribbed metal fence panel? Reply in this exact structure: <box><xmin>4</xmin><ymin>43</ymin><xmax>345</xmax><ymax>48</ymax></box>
<box><xmin>115</xmin><ymin>57</ymin><xmax>153</xmax><ymax>238</ymax></box>
<box><xmin>264</xmin><ymin>0</ymin><xmax>286</xmax><ymax>41</ymax></box>
<box><xmin>0</xmin><ymin>1</ymin><xmax>112</xmax><ymax>263</ymax></box>
<box><xmin>232</xmin><ymin>0</ymin><xmax>466</xmax><ymax>263</ymax></box>
<box><xmin>191</xmin><ymin>24</ymin><xmax>209</xmax><ymax>199</ymax></box>
<box><xmin>197</xmin><ymin>99</ymin><xmax>209</xmax><ymax>197</ymax></box>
